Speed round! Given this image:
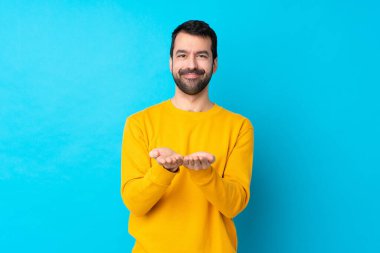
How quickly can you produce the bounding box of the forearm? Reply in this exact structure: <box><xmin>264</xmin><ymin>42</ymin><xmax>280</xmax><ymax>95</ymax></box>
<box><xmin>188</xmin><ymin>167</ymin><xmax>249</xmax><ymax>218</ymax></box>
<box><xmin>121</xmin><ymin>164</ymin><xmax>176</xmax><ymax>216</ymax></box>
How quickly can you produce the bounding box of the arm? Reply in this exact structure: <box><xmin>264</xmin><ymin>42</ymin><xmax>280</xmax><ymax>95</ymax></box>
<box><xmin>184</xmin><ymin>120</ymin><xmax>254</xmax><ymax>218</ymax></box>
<box><xmin>120</xmin><ymin>117</ymin><xmax>180</xmax><ymax>216</ymax></box>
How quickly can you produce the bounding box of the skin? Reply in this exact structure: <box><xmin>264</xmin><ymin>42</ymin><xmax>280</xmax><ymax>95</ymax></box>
<box><xmin>149</xmin><ymin>32</ymin><xmax>218</xmax><ymax>172</ymax></box>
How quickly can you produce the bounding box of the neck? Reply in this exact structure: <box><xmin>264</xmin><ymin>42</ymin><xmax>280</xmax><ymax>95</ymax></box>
<box><xmin>171</xmin><ymin>87</ymin><xmax>214</xmax><ymax>112</ymax></box>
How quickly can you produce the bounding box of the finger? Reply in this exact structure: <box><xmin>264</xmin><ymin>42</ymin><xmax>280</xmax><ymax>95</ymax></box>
<box><xmin>183</xmin><ymin>156</ymin><xmax>189</xmax><ymax>165</ymax></box>
<box><xmin>189</xmin><ymin>157</ymin><xmax>195</xmax><ymax>167</ymax></box>
<box><xmin>183</xmin><ymin>156</ymin><xmax>193</xmax><ymax>168</ymax></box>
<box><xmin>194</xmin><ymin>156</ymin><xmax>204</xmax><ymax>170</ymax></box>
<box><xmin>170</xmin><ymin>156</ymin><xmax>180</xmax><ymax>168</ymax></box>
<box><xmin>165</xmin><ymin>157</ymin><xmax>174</xmax><ymax>165</ymax></box>
<box><xmin>200</xmin><ymin>157</ymin><xmax>211</xmax><ymax>169</ymax></box>
<box><xmin>192</xmin><ymin>152</ymin><xmax>215</xmax><ymax>163</ymax></box>
<box><xmin>200</xmin><ymin>153</ymin><xmax>214</xmax><ymax>163</ymax></box>
<box><xmin>149</xmin><ymin>149</ymin><xmax>160</xmax><ymax>158</ymax></box>
<box><xmin>156</xmin><ymin>157</ymin><xmax>165</xmax><ymax>165</ymax></box>
<box><xmin>208</xmin><ymin>154</ymin><xmax>216</xmax><ymax>163</ymax></box>
<box><xmin>160</xmin><ymin>158</ymin><xmax>174</xmax><ymax>169</ymax></box>
<box><xmin>193</xmin><ymin>156</ymin><xmax>202</xmax><ymax>169</ymax></box>
<box><xmin>201</xmin><ymin>153</ymin><xmax>215</xmax><ymax>163</ymax></box>
<box><xmin>175</xmin><ymin>155</ymin><xmax>183</xmax><ymax>166</ymax></box>
<box><xmin>172</xmin><ymin>156</ymin><xmax>178</xmax><ymax>165</ymax></box>
<box><xmin>179</xmin><ymin>157</ymin><xmax>184</xmax><ymax>166</ymax></box>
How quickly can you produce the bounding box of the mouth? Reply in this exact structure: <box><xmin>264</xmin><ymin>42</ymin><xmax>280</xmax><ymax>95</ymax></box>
<box><xmin>182</xmin><ymin>73</ymin><xmax>201</xmax><ymax>79</ymax></box>
<box><xmin>179</xmin><ymin>69</ymin><xmax>205</xmax><ymax>79</ymax></box>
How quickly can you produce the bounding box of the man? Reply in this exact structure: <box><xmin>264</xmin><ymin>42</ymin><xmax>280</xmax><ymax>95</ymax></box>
<box><xmin>121</xmin><ymin>20</ymin><xmax>254</xmax><ymax>253</ymax></box>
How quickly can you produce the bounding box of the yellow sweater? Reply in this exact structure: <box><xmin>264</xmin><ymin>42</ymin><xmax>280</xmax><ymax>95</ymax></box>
<box><xmin>121</xmin><ymin>100</ymin><xmax>254</xmax><ymax>253</ymax></box>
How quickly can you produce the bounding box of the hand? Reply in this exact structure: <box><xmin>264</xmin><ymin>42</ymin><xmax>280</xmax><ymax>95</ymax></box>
<box><xmin>149</xmin><ymin>147</ymin><xmax>183</xmax><ymax>172</ymax></box>
<box><xmin>183</xmin><ymin>152</ymin><xmax>215</xmax><ymax>171</ymax></box>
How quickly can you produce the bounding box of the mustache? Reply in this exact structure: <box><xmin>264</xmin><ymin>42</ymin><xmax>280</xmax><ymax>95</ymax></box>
<box><xmin>179</xmin><ymin>68</ymin><xmax>205</xmax><ymax>75</ymax></box>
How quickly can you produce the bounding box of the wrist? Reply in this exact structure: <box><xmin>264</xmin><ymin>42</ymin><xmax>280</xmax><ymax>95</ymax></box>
<box><xmin>164</xmin><ymin>166</ymin><xmax>179</xmax><ymax>173</ymax></box>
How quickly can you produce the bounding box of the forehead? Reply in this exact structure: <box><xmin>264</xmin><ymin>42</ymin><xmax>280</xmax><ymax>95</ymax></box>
<box><xmin>173</xmin><ymin>32</ymin><xmax>212</xmax><ymax>53</ymax></box>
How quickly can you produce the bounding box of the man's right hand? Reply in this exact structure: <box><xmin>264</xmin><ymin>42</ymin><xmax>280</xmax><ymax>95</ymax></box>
<box><xmin>149</xmin><ymin>148</ymin><xmax>183</xmax><ymax>172</ymax></box>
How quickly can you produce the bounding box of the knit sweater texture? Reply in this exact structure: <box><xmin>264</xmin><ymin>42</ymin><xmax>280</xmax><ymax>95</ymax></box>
<box><xmin>121</xmin><ymin>100</ymin><xmax>254</xmax><ymax>253</ymax></box>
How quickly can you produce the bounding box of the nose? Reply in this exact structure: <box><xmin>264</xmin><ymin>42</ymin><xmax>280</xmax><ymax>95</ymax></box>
<box><xmin>187</xmin><ymin>55</ymin><xmax>198</xmax><ymax>69</ymax></box>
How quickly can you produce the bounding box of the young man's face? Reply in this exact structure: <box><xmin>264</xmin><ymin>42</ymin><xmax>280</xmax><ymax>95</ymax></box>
<box><xmin>170</xmin><ymin>32</ymin><xmax>218</xmax><ymax>95</ymax></box>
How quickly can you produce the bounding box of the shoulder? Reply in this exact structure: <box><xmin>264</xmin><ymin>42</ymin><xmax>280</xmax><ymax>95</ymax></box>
<box><xmin>127</xmin><ymin>100</ymin><xmax>168</xmax><ymax>122</ymax></box>
<box><xmin>217</xmin><ymin>106</ymin><xmax>254</xmax><ymax>130</ymax></box>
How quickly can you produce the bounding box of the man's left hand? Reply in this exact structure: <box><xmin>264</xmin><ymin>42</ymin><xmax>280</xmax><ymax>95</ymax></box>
<box><xmin>183</xmin><ymin>152</ymin><xmax>215</xmax><ymax>171</ymax></box>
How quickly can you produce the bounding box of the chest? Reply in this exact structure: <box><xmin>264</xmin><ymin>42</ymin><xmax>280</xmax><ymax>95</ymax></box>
<box><xmin>146</xmin><ymin>118</ymin><xmax>240</xmax><ymax>176</ymax></box>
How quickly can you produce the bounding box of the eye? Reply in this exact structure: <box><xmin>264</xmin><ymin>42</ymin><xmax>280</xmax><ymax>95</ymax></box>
<box><xmin>177</xmin><ymin>54</ymin><xmax>186</xmax><ymax>58</ymax></box>
<box><xmin>198</xmin><ymin>54</ymin><xmax>208</xmax><ymax>59</ymax></box>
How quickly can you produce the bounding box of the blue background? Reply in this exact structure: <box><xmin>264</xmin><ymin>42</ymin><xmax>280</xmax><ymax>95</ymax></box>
<box><xmin>1</xmin><ymin>1</ymin><xmax>379</xmax><ymax>252</ymax></box>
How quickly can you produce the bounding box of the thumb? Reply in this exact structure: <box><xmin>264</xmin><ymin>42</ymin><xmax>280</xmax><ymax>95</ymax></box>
<box><xmin>149</xmin><ymin>149</ymin><xmax>160</xmax><ymax>158</ymax></box>
<box><xmin>207</xmin><ymin>154</ymin><xmax>216</xmax><ymax>164</ymax></box>
<box><xmin>195</xmin><ymin>152</ymin><xmax>215</xmax><ymax>164</ymax></box>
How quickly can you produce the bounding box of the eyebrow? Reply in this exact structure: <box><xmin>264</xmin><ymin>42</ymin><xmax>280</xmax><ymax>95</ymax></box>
<box><xmin>196</xmin><ymin>51</ymin><xmax>210</xmax><ymax>56</ymax></box>
<box><xmin>175</xmin><ymin>50</ymin><xmax>188</xmax><ymax>55</ymax></box>
<box><xmin>175</xmin><ymin>50</ymin><xmax>210</xmax><ymax>56</ymax></box>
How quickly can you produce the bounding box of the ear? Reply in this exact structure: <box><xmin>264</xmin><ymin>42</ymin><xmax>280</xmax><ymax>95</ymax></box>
<box><xmin>169</xmin><ymin>57</ymin><xmax>173</xmax><ymax>73</ymax></box>
<box><xmin>212</xmin><ymin>57</ymin><xmax>218</xmax><ymax>73</ymax></box>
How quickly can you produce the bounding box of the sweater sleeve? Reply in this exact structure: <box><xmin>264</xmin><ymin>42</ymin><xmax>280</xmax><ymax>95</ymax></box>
<box><xmin>120</xmin><ymin>116</ymin><xmax>177</xmax><ymax>217</ymax></box>
<box><xmin>188</xmin><ymin>119</ymin><xmax>254</xmax><ymax>218</ymax></box>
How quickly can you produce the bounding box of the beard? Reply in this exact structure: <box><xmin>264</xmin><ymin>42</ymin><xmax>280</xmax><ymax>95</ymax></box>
<box><xmin>172</xmin><ymin>67</ymin><xmax>213</xmax><ymax>95</ymax></box>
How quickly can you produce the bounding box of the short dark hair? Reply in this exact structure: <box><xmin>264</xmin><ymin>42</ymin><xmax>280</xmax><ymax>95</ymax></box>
<box><xmin>170</xmin><ymin>20</ymin><xmax>218</xmax><ymax>60</ymax></box>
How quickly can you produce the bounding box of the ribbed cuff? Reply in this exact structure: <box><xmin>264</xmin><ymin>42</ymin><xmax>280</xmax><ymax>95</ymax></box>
<box><xmin>147</xmin><ymin>164</ymin><xmax>177</xmax><ymax>186</ymax></box>
<box><xmin>187</xmin><ymin>166</ymin><xmax>215</xmax><ymax>186</ymax></box>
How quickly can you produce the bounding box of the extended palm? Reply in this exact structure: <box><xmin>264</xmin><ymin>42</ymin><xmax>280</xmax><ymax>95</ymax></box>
<box><xmin>150</xmin><ymin>148</ymin><xmax>216</xmax><ymax>171</ymax></box>
<box><xmin>183</xmin><ymin>152</ymin><xmax>215</xmax><ymax>171</ymax></box>
<box><xmin>149</xmin><ymin>148</ymin><xmax>183</xmax><ymax>170</ymax></box>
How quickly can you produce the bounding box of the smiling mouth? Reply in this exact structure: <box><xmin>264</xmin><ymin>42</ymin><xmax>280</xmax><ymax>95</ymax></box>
<box><xmin>182</xmin><ymin>73</ymin><xmax>200</xmax><ymax>79</ymax></box>
<box><xmin>179</xmin><ymin>68</ymin><xmax>205</xmax><ymax>76</ymax></box>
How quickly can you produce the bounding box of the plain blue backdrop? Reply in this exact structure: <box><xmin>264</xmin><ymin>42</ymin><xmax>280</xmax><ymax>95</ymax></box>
<box><xmin>1</xmin><ymin>1</ymin><xmax>379</xmax><ymax>252</ymax></box>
